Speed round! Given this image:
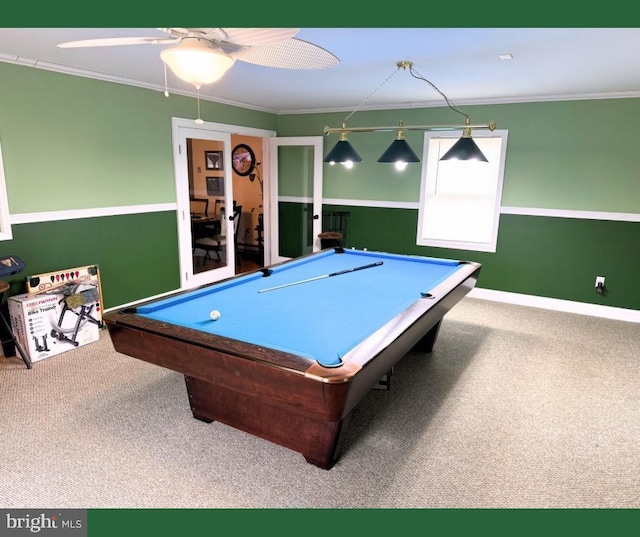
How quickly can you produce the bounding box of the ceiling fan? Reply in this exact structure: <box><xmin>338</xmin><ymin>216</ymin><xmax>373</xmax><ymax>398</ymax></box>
<box><xmin>57</xmin><ymin>28</ymin><xmax>340</xmax><ymax>88</ymax></box>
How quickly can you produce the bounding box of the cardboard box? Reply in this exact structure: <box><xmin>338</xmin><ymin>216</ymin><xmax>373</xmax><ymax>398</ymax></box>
<box><xmin>8</xmin><ymin>288</ymin><xmax>101</xmax><ymax>363</ymax></box>
<box><xmin>25</xmin><ymin>264</ymin><xmax>103</xmax><ymax>324</ymax></box>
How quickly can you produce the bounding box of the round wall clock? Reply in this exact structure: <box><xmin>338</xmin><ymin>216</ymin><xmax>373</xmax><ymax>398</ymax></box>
<box><xmin>231</xmin><ymin>144</ymin><xmax>256</xmax><ymax>176</ymax></box>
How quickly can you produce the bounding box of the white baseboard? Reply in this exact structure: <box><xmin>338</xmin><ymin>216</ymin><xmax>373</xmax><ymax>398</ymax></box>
<box><xmin>468</xmin><ymin>287</ymin><xmax>640</xmax><ymax>324</ymax></box>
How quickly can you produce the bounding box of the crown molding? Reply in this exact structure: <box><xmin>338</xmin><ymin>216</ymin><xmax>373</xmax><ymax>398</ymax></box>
<box><xmin>0</xmin><ymin>53</ymin><xmax>276</xmax><ymax>114</ymax></box>
<box><xmin>3</xmin><ymin>53</ymin><xmax>640</xmax><ymax>117</ymax></box>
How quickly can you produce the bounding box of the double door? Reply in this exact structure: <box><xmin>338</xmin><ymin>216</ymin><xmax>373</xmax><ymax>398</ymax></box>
<box><xmin>171</xmin><ymin>117</ymin><xmax>324</xmax><ymax>289</ymax></box>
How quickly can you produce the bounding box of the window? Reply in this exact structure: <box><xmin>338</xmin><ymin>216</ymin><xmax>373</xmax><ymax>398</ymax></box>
<box><xmin>0</xmin><ymin>142</ymin><xmax>13</xmax><ymax>241</ymax></box>
<box><xmin>417</xmin><ymin>130</ymin><xmax>508</xmax><ymax>252</ymax></box>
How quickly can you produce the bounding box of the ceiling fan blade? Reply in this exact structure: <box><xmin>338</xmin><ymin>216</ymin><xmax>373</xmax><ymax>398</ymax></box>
<box><xmin>57</xmin><ymin>36</ymin><xmax>178</xmax><ymax>48</ymax></box>
<box><xmin>230</xmin><ymin>38</ymin><xmax>339</xmax><ymax>69</ymax></box>
<box><xmin>157</xmin><ymin>28</ymin><xmax>214</xmax><ymax>41</ymax></box>
<box><xmin>215</xmin><ymin>28</ymin><xmax>300</xmax><ymax>46</ymax></box>
<box><xmin>155</xmin><ymin>27</ymin><xmax>299</xmax><ymax>46</ymax></box>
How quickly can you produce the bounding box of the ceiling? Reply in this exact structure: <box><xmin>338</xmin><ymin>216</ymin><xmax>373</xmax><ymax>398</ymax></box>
<box><xmin>2</xmin><ymin>28</ymin><xmax>640</xmax><ymax>115</ymax></box>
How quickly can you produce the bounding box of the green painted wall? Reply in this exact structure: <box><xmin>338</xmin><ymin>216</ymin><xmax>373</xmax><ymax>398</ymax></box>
<box><xmin>0</xmin><ymin>212</ymin><xmax>179</xmax><ymax>308</ymax></box>
<box><xmin>0</xmin><ymin>62</ymin><xmax>277</xmax><ymax>212</ymax></box>
<box><xmin>0</xmin><ymin>62</ymin><xmax>276</xmax><ymax>307</ymax></box>
<box><xmin>321</xmin><ymin>204</ymin><xmax>639</xmax><ymax>310</ymax></box>
<box><xmin>1</xmin><ymin>61</ymin><xmax>638</xmax><ymax>313</ymax></box>
<box><xmin>276</xmin><ymin>99</ymin><xmax>640</xmax><ymax>313</ymax></box>
<box><xmin>278</xmin><ymin>99</ymin><xmax>640</xmax><ymax>213</ymax></box>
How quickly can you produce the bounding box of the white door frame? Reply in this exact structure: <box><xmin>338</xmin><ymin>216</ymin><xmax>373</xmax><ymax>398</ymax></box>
<box><xmin>170</xmin><ymin>117</ymin><xmax>276</xmax><ymax>289</ymax></box>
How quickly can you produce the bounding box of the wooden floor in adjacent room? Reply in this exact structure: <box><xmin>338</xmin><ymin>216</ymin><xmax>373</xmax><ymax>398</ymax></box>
<box><xmin>193</xmin><ymin>251</ymin><xmax>262</xmax><ymax>276</ymax></box>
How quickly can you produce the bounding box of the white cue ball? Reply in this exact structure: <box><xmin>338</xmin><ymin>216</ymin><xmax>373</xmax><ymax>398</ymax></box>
<box><xmin>209</xmin><ymin>310</ymin><xmax>221</xmax><ymax>321</ymax></box>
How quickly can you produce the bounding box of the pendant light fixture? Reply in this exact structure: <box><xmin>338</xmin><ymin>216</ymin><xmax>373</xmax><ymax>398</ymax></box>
<box><xmin>323</xmin><ymin>61</ymin><xmax>496</xmax><ymax>167</ymax></box>
<box><xmin>323</xmin><ymin>129</ymin><xmax>363</xmax><ymax>167</ymax></box>
<box><xmin>439</xmin><ymin>118</ymin><xmax>489</xmax><ymax>161</ymax></box>
<box><xmin>376</xmin><ymin>121</ymin><xmax>421</xmax><ymax>170</ymax></box>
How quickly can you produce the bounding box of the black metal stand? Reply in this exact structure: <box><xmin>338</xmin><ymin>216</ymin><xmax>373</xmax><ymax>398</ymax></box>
<box><xmin>0</xmin><ymin>281</ymin><xmax>32</xmax><ymax>369</ymax></box>
<box><xmin>50</xmin><ymin>300</ymin><xmax>101</xmax><ymax>348</ymax></box>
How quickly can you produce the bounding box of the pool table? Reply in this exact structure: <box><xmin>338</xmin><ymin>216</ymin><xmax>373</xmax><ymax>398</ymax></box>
<box><xmin>104</xmin><ymin>248</ymin><xmax>481</xmax><ymax>469</ymax></box>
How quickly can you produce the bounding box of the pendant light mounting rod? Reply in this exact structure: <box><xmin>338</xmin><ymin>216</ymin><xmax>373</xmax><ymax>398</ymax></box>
<box><xmin>324</xmin><ymin>121</ymin><xmax>496</xmax><ymax>136</ymax></box>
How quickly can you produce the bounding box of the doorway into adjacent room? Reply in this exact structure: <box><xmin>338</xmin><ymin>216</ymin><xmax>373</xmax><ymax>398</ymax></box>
<box><xmin>171</xmin><ymin>117</ymin><xmax>325</xmax><ymax>291</ymax></box>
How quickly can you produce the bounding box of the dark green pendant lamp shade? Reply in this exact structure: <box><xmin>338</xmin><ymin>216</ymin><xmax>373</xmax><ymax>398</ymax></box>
<box><xmin>323</xmin><ymin>139</ymin><xmax>363</xmax><ymax>164</ymax></box>
<box><xmin>377</xmin><ymin>138</ymin><xmax>420</xmax><ymax>163</ymax></box>
<box><xmin>440</xmin><ymin>135</ymin><xmax>488</xmax><ymax>162</ymax></box>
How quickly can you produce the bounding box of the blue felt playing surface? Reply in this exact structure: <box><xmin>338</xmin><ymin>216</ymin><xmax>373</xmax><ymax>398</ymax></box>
<box><xmin>137</xmin><ymin>249</ymin><xmax>463</xmax><ymax>367</ymax></box>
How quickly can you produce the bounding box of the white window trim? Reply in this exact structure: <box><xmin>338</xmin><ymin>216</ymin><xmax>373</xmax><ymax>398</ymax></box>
<box><xmin>416</xmin><ymin>129</ymin><xmax>508</xmax><ymax>253</ymax></box>
<box><xmin>0</xmin><ymin>142</ymin><xmax>13</xmax><ymax>241</ymax></box>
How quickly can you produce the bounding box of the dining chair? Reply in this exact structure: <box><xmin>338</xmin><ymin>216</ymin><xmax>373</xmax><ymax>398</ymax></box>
<box><xmin>193</xmin><ymin>205</ymin><xmax>242</xmax><ymax>266</ymax></box>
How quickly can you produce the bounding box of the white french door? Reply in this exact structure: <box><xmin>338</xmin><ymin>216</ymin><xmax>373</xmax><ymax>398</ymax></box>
<box><xmin>268</xmin><ymin>136</ymin><xmax>324</xmax><ymax>264</ymax></box>
<box><xmin>171</xmin><ymin>117</ymin><xmax>323</xmax><ymax>288</ymax></box>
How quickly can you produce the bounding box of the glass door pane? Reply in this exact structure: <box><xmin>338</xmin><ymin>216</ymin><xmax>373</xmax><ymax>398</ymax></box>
<box><xmin>189</xmin><ymin>138</ymin><xmax>230</xmax><ymax>277</ymax></box>
<box><xmin>171</xmin><ymin>119</ymin><xmax>234</xmax><ymax>289</ymax></box>
<box><xmin>268</xmin><ymin>137</ymin><xmax>323</xmax><ymax>264</ymax></box>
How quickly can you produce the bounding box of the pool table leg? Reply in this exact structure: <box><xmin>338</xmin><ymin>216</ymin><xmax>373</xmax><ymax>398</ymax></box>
<box><xmin>184</xmin><ymin>375</ymin><xmax>351</xmax><ymax>470</ymax></box>
<box><xmin>192</xmin><ymin>413</ymin><xmax>213</xmax><ymax>424</ymax></box>
<box><xmin>412</xmin><ymin>320</ymin><xmax>442</xmax><ymax>353</ymax></box>
<box><xmin>302</xmin><ymin>413</ymin><xmax>352</xmax><ymax>469</ymax></box>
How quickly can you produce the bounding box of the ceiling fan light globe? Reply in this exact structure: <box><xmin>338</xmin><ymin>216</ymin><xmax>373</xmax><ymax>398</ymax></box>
<box><xmin>160</xmin><ymin>40</ymin><xmax>235</xmax><ymax>87</ymax></box>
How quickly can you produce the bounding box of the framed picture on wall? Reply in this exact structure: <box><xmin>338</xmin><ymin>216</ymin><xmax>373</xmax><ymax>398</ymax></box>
<box><xmin>205</xmin><ymin>150</ymin><xmax>224</xmax><ymax>170</ymax></box>
<box><xmin>206</xmin><ymin>176</ymin><xmax>225</xmax><ymax>196</ymax></box>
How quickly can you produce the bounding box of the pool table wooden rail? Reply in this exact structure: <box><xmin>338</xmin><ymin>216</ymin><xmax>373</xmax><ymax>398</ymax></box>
<box><xmin>105</xmin><ymin>317</ymin><xmax>363</xmax><ymax>467</ymax></box>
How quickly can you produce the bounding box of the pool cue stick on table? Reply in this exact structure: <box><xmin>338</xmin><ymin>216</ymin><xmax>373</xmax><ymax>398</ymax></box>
<box><xmin>258</xmin><ymin>261</ymin><xmax>383</xmax><ymax>293</ymax></box>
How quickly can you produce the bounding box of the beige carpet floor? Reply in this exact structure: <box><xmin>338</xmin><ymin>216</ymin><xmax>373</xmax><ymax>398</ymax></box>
<box><xmin>1</xmin><ymin>297</ymin><xmax>638</xmax><ymax>508</ymax></box>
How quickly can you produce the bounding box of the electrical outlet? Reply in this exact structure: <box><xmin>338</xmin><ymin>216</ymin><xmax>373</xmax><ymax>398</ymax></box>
<box><xmin>595</xmin><ymin>276</ymin><xmax>605</xmax><ymax>287</ymax></box>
